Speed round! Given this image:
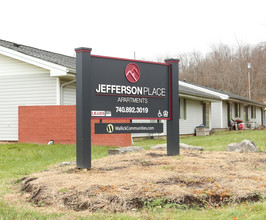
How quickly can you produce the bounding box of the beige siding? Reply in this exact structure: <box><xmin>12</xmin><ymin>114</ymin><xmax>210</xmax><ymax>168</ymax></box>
<box><xmin>256</xmin><ymin>107</ymin><xmax>262</xmax><ymax>125</ymax></box>
<box><xmin>211</xmin><ymin>101</ymin><xmax>223</xmax><ymax>128</ymax></box>
<box><xmin>62</xmin><ymin>81</ymin><xmax>76</xmax><ymax>105</ymax></box>
<box><xmin>180</xmin><ymin>99</ymin><xmax>203</xmax><ymax>134</ymax></box>
<box><xmin>222</xmin><ymin>101</ymin><xmax>228</xmax><ymax>128</ymax></box>
<box><xmin>0</xmin><ymin>54</ymin><xmax>56</xmax><ymax>140</ymax></box>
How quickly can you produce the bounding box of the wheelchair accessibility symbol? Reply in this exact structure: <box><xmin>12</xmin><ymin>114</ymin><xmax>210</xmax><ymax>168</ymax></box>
<box><xmin>158</xmin><ymin>110</ymin><xmax>162</xmax><ymax>117</ymax></box>
<box><xmin>158</xmin><ymin>110</ymin><xmax>168</xmax><ymax>117</ymax></box>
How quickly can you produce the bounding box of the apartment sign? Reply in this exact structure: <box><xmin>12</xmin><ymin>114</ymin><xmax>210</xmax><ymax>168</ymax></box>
<box><xmin>89</xmin><ymin>56</ymin><xmax>170</xmax><ymax>119</ymax></box>
<box><xmin>75</xmin><ymin>47</ymin><xmax>180</xmax><ymax>169</ymax></box>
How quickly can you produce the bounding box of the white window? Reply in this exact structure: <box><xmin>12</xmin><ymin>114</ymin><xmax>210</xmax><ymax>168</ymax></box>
<box><xmin>251</xmin><ymin>106</ymin><xmax>256</xmax><ymax>119</ymax></box>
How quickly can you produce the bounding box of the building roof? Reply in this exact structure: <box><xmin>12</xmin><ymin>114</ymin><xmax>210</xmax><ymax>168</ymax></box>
<box><xmin>179</xmin><ymin>84</ymin><xmax>220</xmax><ymax>100</ymax></box>
<box><xmin>0</xmin><ymin>39</ymin><xmax>76</xmax><ymax>69</ymax></box>
<box><xmin>181</xmin><ymin>81</ymin><xmax>266</xmax><ymax>107</ymax></box>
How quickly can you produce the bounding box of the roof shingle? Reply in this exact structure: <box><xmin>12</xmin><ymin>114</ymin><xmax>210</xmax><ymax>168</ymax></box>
<box><xmin>181</xmin><ymin>81</ymin><xmax>266</xmax><ymax>107</ymax></box>
<box><xmin>0</xmin><ymin>39</ymin><xmax>76</xmax><ymax>69</ymax></box>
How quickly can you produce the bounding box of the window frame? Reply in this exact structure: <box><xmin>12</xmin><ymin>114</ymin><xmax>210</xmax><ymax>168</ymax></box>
<box><xmin>251</xmin><ymin>106</ymin><xmax>256</xmax><ymax>119</ymax></box>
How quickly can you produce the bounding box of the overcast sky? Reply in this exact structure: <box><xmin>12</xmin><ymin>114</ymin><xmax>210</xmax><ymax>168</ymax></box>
<box><xmin>1</xmin><ymin>0</ymin><xmax>266</xmax><ymax>61</ymax></box>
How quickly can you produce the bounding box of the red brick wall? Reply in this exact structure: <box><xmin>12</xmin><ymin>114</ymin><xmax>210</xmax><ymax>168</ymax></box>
<box><xmin>18</xmin><ymin>105</ymin><xmax>131</xmax><ymax>146</ymax></box>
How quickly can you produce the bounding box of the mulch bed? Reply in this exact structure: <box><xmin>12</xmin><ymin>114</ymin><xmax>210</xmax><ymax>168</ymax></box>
<box><xmin>20</xmin><ymin>149</ymin><xmax>266</xmax><ymax>212</ymax></box>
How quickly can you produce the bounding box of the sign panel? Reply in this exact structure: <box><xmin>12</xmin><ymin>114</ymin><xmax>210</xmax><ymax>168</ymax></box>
<box><xmin>75</xmin><ymin>47</ymin><xmax>180</xmax><ymax>169</ymax></box>
<box><xmin>90</xmin><ymin>56</ymin><xmax>170</xmax><ymax>120</ymax></box>
<box><xmin>95</xmin><ymin>123</ymin><xmax>164</xmax><ymax>134</ymax></box>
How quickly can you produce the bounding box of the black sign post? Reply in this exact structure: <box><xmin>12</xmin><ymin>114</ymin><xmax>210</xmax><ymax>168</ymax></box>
<box><xmin>75</xmin><ymin>47</ymin><xmax>180</xmax><ymax>169</ymax></box>
<box><xmin>75</xmin><ymin>47</ymin><xmax>92</xmax><ymax>169</ymax></box>
<box><xmin>165</xmin><ymin>59</ymin><xmax>180</xmax><ymax>156</ymax></box>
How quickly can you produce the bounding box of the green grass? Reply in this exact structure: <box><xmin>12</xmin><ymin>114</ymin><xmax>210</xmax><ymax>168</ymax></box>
<box><xmin>0</xmin><ymin>143</ymin><xmax>113</xmax><ymax>195</ymax></box>
<box><xmin>0</xmin><ymin>143</ymin><xmax>113</xmax><ymax>178</ymax></box>
<box><xmin>1</xmin><ymin>200</ymin><xmax>265</xmax><ymax>219</ymax></box>
<box><xmin>0</xmin><ymin>200</ymin><xmax>63</xmax><ymax>220</ymax></box>
<box><xmin>0</xmin><ymin>143</ymin><xmax>115</xmax><ymax>219</ymax></box>
<box><xmin>134</xmin><ymin>130</ymin><xmax>266</xmax><ymax>151</ymax></box>
<box><xmin>137</xmin><ymin>202</ymin><xmax>266</xmax><ymax>220</ymax></box>
<box><xmin>0</xmin><ymin>130</ymin><xmax>265</xmax><ymax>219</ymax></box>
<box><xmin>181</xmin><ymin>130</ymin><xmax>266</xmax><ymax>151</ymax></box>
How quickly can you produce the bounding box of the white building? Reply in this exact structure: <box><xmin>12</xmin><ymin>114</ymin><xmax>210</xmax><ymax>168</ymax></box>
<box><xmin>132</xmin><ymin>84</ymin><xmax>221</xmax><ymax>138</ymax></box>
<box><xmin>0</xmin><ymin>39</ymin><xmax>76</xmax><ymax>141</ymax></box>
<box><xmin>180</xmin><ymin>81</ymin><xmax>266</xmax><ymax>129</ymax></box>
<box><xmin>0</xmin><ymin>39</ymin><xmax>265</xmax><ymax>142</ymax></box>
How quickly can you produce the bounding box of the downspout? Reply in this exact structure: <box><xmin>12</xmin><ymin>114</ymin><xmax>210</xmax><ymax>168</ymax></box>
<box><xmin>56</xmin><ymin>78</ymin><xmax>61</xmax><ymax>105</ymax></box>
<box><xmin>60</xmin><ymin>79</ymin><xmax>76</xmax><ymax>105</ymax></box>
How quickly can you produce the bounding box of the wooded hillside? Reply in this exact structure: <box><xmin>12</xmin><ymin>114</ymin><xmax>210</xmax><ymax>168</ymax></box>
<box><xmin>176</xmin><ymin>43</ymin><xmax>266</xmax><ymax>102</ymax></box>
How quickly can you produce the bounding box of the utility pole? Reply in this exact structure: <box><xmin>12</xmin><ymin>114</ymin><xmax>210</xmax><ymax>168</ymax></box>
<box><xmin>246</xmin><ymin>54</ymin><xmax>251</xmax><ymax>99</ymax></box>
<box><xmin>248</xmin><ymin>62</ymin><xmax>251</xmax><ymax>99</ymax></box>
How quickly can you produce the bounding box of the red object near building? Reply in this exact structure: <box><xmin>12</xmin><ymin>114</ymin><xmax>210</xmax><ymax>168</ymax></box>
<box><xmin>239</xmin><ymin>123</ymin><xmax>245</xmax><ymax>130</ymax></box>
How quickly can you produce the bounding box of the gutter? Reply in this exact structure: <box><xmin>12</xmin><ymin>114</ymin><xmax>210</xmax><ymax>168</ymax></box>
<box><xmin>228</xmin><ymin>98</ymin><xmax>266</xmax><ymax>108</ymax></box>
<box><xmin>179</xmin><ymin>81</ymin><xmax>229</xmax><ymax>100</ymax></box>
<box><xmin>179</xmin><ymin>93</ymin><xmax>220</xmax><ymax>102</ymax></box>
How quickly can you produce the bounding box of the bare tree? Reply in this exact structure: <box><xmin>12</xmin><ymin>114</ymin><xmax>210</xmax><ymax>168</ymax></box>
<box><xmin>172</xmin><ymin>42</ymin><xmax>266</xmax><ymax>102</ymax></box>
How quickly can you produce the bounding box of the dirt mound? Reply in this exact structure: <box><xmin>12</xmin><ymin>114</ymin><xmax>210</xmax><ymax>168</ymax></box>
<box><xmin>20</xmin><ymin>150</ymin><xmax>266</xmax><ymax>212</ymax></box>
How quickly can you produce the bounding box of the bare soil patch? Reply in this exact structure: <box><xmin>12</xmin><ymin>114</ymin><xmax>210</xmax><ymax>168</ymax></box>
<box><xmin>19</xmin><ymin>149</ymin><xmax>266</xmax><ymax>212</ymax></box>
